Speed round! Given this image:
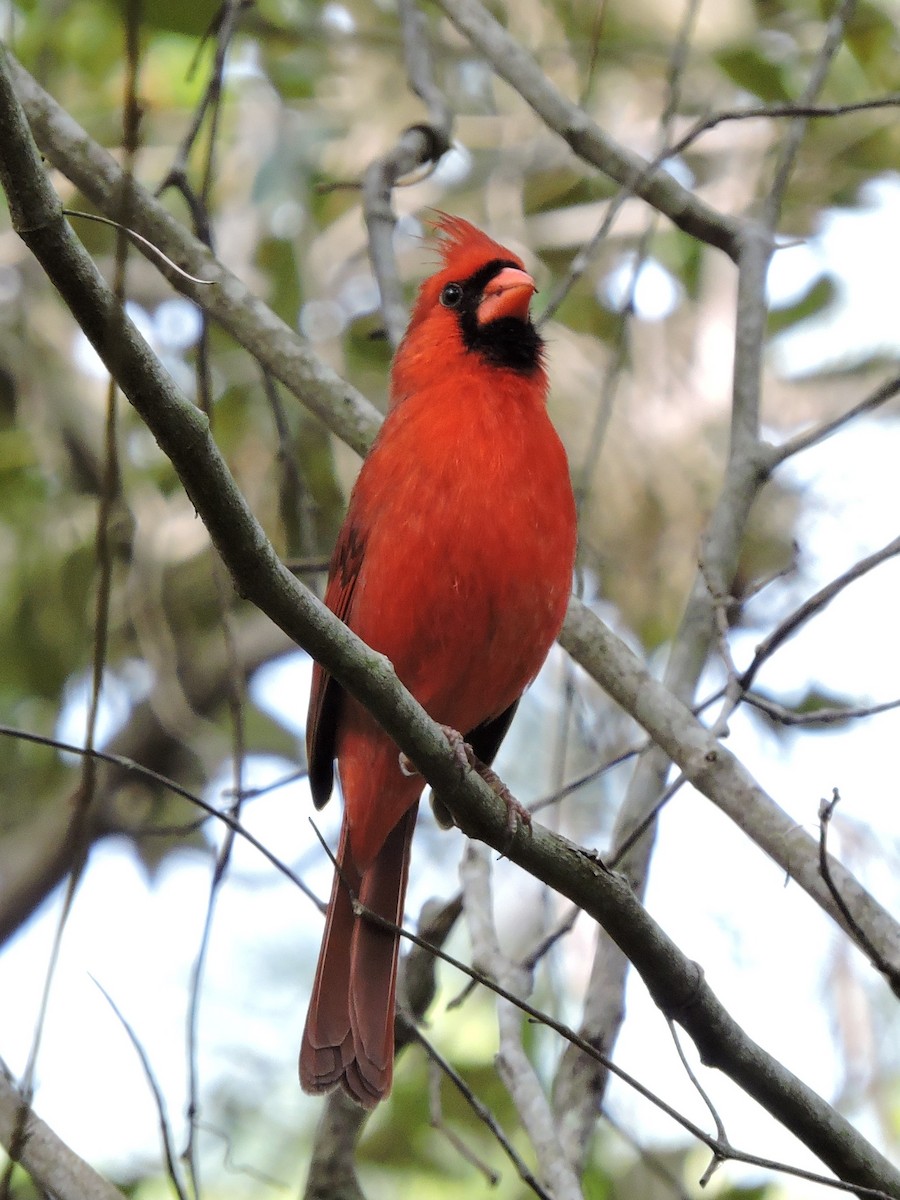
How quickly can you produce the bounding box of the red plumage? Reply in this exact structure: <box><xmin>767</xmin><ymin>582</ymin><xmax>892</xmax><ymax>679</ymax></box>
<box><xmin>300</xmin><ymin>215</ymin><xmax>577</xmax><ymax>1106</ymax></box>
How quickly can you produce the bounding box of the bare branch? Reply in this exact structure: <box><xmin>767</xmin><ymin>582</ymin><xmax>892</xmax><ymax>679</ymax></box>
<box><xmin>819</xmin><ymin>790</ymin><xmax>900</xmax><ymax>990</ymax></box>
<box><xmin>763</xmin><ymin>0</ymin><xmax>858</xmax><ymax>227</ymax></box>
<box><xmin>462</xmin><ymin>842</ymin><xmax>582</xmax><ymax>1198</ymax></box>
<box><xmin>770</xmin><ymin>372</ymin><xmax>900</xmax><ymax>465</ymax></box>
<box><xmin>0</xmin><ymin>1060</ymin><xmax>128</xmax><ymax>1200</ymax></box>
<box><xmin>745</xmin><ymin>692</ymin><xmax>900</xmax><ymax>728</ymax></box>
<box><xmin>7</xmin><ymin>53</ymin><xmax>382</xmax><ymax>457</ymax></box>
<box><xmin>667</xmin><ymin>95</ymin><xmax>900</xmax><ymax>162</ymax></box>
<box><xmin>363</xmin><ymin>124</ymin><xmax>449</xmax><ymax>347</ymax></box>
<box><xmin>363</xmin><ymin>0</ymin><xmax>453</xmax><ymax>347</ymax></box>
<box><xmin>414</xmin><ymin>1029</ymin><xmax>546</xmax><ymax>1198</ymax></box>
<box><xmin>738</xmin><ymin>537</ymin><xmax>900</xmax><ymax>696</ymax></box>
<box><xmin>91</xmin><ymin>980</ymin><xmax>190</xmax><ymax>1200</ymax></box>
<box><xmin>433</xmin><ymin>0</ymin><xmax>742</xmax><ymax>258</ymax></box>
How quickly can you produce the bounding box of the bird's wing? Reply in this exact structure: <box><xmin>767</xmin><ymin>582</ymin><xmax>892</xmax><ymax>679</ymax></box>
<box><xmin>466</xmin><ymin>701</ymin><xmax>520</xmax><ymax>767</ymax></box>
<box><xmin>306</xmin><ymin>522</ymin><xmax>366</xmax><ymax>809</ymax></box>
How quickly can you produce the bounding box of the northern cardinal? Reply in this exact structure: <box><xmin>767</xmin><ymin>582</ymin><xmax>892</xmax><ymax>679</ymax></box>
<box><xmin>300</xmin><ymin>215</ymin><xmax>577</xmax><ymax>1107</ymax></box>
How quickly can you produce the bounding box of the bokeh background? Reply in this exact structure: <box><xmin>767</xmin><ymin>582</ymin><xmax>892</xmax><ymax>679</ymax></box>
<box><xmin>1</xmin><ymin>1</ymin><xmax>899</xmax><ymax>1196</ymax></box>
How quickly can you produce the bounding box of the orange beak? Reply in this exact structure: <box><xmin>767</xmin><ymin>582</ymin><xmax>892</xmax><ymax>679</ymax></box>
<box><xmin>476</xmin><ymin>266</ymin><xmax>536</xmax><ymax>325</ymax></box>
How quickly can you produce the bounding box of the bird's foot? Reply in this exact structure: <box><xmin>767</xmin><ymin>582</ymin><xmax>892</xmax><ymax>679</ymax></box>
<box><xmin>437</xmin><ymin>725</ymin><xmax>476</xmax><ymax>773</ymax></box>
<box><xmin>440</xmin><ymin>725</ymin><xmax>531</xmax><ymax>850</ymax></box>
<box><xmin>397</xmin><ymin>726</ymin><xmax>473</xmax><ymax>779</ymax></box>
<box><xmin>399</xmin><ymin>727</ymin><xmax>530</xmax><ymax>848</ymax></box>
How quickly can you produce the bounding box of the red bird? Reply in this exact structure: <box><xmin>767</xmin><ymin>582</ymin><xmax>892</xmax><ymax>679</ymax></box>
<box><xmin>300</xmin><ymin>215</ymin><xmax>577</xmax><ymax>1107</ymax></box>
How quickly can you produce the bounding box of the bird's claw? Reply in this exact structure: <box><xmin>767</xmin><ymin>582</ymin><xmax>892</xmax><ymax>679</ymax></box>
<box><xmin>438</xmin><ymin>725</ymin><xmax>477</xmax><ymax>774</ymax></box>
<box><xmin>401</xmin><ymin>727</ymin><xmax>530</xmax><ymax>850</ymax></box>
<box><xmin>439</xmin><ymin>725</ymin><xmax>530</xmax><ymax>853</ymax></box>
<box><xmin>399</xmin><ymin>729</ymin><xmax>471</xmax><ymax>777</ymax></box>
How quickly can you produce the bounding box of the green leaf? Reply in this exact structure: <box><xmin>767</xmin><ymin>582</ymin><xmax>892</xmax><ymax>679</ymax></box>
<box><xmin>767</xmin><ymin>274</ymin><xmax>836</xmax><ymax>336</ymax></box>
<box><xmin>104</xmin><ymin>0</ymin><xmax>222</xmax><ymax>37</ymax></box>
<box><xmin>716</xmin><ymin>45</ymin><xmax>794</xmax><ymax>101</ymax></box>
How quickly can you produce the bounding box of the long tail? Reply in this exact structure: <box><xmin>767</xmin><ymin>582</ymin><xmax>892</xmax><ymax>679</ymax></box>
<box><xmin>300</xmin><ymin>805</ymin><xmax>417</xmax><ymax>1107</ymax></box>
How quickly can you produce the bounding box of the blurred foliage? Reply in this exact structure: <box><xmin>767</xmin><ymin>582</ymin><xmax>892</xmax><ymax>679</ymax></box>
<box><xmin>1</xmin><ymin>0</ymin><xmax>900</xmax><ymax>1194</ymax></box>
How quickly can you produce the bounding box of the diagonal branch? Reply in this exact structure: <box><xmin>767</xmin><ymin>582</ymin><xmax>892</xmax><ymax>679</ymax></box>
<box><xmin>5</xmin><ymin>53</ymin><xmax>381</xmax><ymax>458</ymax></box>
<box><xmin>0</xmin><ymin>1060</ymin><xmax>128</xmax><ymax>1200</ymax></box>
<box><xmin>560</xmin><ymin>595</ymin><xmax>900</xmax><ymax>993</ymax></box>
<box><xmin>432</xmin><ymin>0</ymin><xmax>743</xmax><ymax>259</ymax></box>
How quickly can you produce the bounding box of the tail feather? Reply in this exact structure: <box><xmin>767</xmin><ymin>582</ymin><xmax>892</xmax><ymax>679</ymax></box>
<box><xmin>299</xmin><ymin>821</ymin><xmax>359</xmax><ymax>1092</ymax></box>
<box><xmin>300</xmin><ymin>806</ymin><xmax>417</xmax><ymax>1107</ymax></box>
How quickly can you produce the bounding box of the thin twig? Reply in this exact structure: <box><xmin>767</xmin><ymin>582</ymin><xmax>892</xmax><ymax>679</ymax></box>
<box><xmin>62</xmin><ymin>210</ymin><xmax>214</xmax><ymax>284</ymax></box>
<box><xmin>769</xmin><ymin>372</ymin><xmax>900</xmax><ymax>466</ymax></box>
<box><xmin>521</xmin><ymin>903</ymin><xmax>580</xmax><ymax>973</ymax></box>
<box><xmin>358</xmin><ymin>902</ymin><xmax>898</xmax><ymax>1200</ymax></box>
<box><xmin>529</xmin><ymin>737</ymin><xmax>649</xmax><ymax>816</ymax></box>
<box><xmin>284</xmin><ymin>556</ymin><xmax>333</xmax><ymax>576</ymax></box>
<box><xmin>91</xmin><ymin>978</ymin><xmax>190</xmax><ymax>1200</ymax></box>
<box><xmin>363</xmin><ymin>0</ymin><xmax>452</xmax><ymax>347</ymax></box>
<box><xmin>261</xmin><ymin>371</ymin><xmax>318</xmax><ymax>560</ymax></box>
<box><xmin>738</xmin><ymin>537</ymin><xmax>900</xmax><ymax>696</ymax></box>
<box><xmin>424</xmin><ymin>1055</ymin><xmax>502</xmax><ymax>1189</ymax></box>
<box><xmin>818</xmin><ymin>790</ymin><xmax>900</xmax><ymax>997</ymax></box>
<box><xmin>745</xmin><ymin>692</ymin><xmax>900</xmax><ymax>729</ymax></box>
<box><xmin>0</xmin><ymin>724</ymin><xmax>322</xmax><ymax>906</ymax></box>
<box><xmin>226</xmin><ymin>765</ymin><xmax>309</xmax><ymax>800</ymax></box>
<box><xmin>668</xmin><ymin>1019</ymin><xmax>727</xmax><ymax>1144</ymax></box>
<box><xmin>764</xmin><ymin>0</ymin><xmax>861</xmax><ymax>227</ymax></box>
<box><xmin>666</xmin><ymin>95</ymin><xmax>900</xmax><ymax>162</ymax></box>
<box><xmin>193</xmin><ymin>1120</ymin><xmax>287</xmax><ymax>1188</ymax></box>
<box><xmin>607</xmin><ymin>773</ymin><xmax>688</xmax><ymax>870</ymax></box>
<box><xmin>414</xmin><ymin>1027</ymin><xmax>547</xmax><ymax>1197</ymax></box>
<box><xmin>155</xmin><ymin>0</ymin><xmax>249</xmax><ymax>206</ymax></box>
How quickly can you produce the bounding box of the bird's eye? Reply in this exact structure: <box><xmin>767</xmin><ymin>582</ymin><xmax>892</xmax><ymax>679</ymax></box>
<box><xmin>440</xmin><ymin>283</ymin><xmax>463</xmax><ymax>308</ymax></box>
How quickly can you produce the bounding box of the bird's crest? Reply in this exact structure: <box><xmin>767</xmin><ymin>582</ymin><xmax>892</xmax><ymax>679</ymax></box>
<box><xmin>429</xmin><ymin>211</ymin><xmax>526</xmax><ymax>277</ymax></box>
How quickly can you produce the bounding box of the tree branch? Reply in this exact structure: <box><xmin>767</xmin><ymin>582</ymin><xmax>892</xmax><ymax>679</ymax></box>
<box><xmin>560</xmin><ymin>595</ymin><xmax>900</xmax><ymax>990</ymax></box>
<box><xmin>461</xmin><ymin>843</ymin><xmax>581</xmax><ymax>1196</ymax></box>
<box><xmin>0</xmin><ymin>613</ymin><xmax>290</xmax><ymax>947</ymax></box>
<box><xmin>5</xmin><ymin>52</ymin><xmax>381</xmax><ymax>458</ymax></box>
<box><xmin>432</xmin><ymin>0</ymin><xmax>743</xmax><ymax>259</ymax></box>
<box><xmin>0</xmin><ymin>1060</ymin><xmax>128</xmax><ymax>1200</ymax></box>
<box><xmin>362</xmin><ymin>0</ymin><xmax>453</xmax><ymax>348</ymax></box>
